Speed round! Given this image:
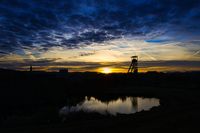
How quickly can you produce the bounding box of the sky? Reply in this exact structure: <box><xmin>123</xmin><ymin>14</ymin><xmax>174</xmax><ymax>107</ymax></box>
<box><xmin>0</xmin><ymin>0</ymin><xmax>200</xmax><ymax>73</ymax></box>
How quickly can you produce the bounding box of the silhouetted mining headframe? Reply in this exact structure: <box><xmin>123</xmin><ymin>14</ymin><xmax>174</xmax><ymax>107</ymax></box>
<box><xmin>128</xmin><ymin>56</ymin><xmax>138</xmax><ymax>74</ymax></box>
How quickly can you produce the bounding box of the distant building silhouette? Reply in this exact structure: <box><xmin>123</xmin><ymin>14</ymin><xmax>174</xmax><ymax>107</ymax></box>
<box><xmin>128</xmin><ymin>56</ymin><xmax>138</xmax><ymax>74</ymax></box>
<box><xmin>59</xmin><ymin>68</ymin><xmax>68</xmax><ymax>73</ymax></box>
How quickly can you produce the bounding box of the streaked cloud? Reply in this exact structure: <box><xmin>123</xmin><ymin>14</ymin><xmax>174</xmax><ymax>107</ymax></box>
<box><xmin>0</xmin><ymin>0</ymin><xmax>200</xmax><ymax>72</ymax></box>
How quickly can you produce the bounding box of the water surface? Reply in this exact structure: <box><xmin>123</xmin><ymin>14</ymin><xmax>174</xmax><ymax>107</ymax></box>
<box><xmin>59</xmin><ymin>96</ymin><xmax>160</xmax><ymax>116</ymax></box>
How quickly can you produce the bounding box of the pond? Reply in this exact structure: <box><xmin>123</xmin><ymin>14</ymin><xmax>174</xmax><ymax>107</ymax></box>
<box><xmin>59</xmin><ymin>96</ymin><xmax>160</xmax><ymax>116</ymax></box>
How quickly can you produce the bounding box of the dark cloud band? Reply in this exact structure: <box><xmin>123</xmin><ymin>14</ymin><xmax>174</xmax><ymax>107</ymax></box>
<box><xmin>0</xmin><ymin>0</ymin><xmax>200</xmax><ymax>55</ymax></box>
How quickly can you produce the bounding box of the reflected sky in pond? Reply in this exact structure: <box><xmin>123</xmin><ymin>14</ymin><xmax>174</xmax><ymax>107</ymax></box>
<box><xmin>59</xmin><ymin>96</ymin><xmax>160</xmax><ymax>116</ymax></box>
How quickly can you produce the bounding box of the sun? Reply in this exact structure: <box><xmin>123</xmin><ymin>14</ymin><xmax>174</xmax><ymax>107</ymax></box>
<box><xmin>101</xmin><ymin>67</ymin><xmax>112</xmax><ymax>74</ymax></box>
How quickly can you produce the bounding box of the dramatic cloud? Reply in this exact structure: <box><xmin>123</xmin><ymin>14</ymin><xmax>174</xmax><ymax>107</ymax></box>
<box><xmin>0</xmin><ymin>0</ymin><xmax>200</xmax><ymax>71</ymax></box>
<box><xmin>1</xmin><ymin>0</ymin><xmax>200</xmax><ymax>52</ymax></box>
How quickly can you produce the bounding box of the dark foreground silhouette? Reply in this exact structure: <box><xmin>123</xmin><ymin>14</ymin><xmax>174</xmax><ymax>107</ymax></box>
<box><xmin>0</xmin><ymin>69</ymin><xmax>200</xmax><ymax>133</ymax></box>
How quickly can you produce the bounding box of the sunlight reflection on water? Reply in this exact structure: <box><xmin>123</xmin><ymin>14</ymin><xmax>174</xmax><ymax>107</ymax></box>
<box><xmin>59</xmin><ymin>96</ymin><xmax>160</xmax><ymax>116</ymax></box>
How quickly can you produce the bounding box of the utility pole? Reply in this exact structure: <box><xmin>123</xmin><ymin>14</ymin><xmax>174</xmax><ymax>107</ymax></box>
<box><xmin>30</xmin><ymin>65</ymin><xmax>32</xmax><ymax>72</ymax></box>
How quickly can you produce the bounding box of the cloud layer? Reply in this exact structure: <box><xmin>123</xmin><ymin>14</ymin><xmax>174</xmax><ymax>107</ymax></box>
<box><xmin>0</xmin><ymin>0</ymin><xmax>200</xmax><ymax>71</ymax></box>
<box><xmin>1</xmin><ymin>0</ymin><xmax>200</xmax><ymax>53</ymax></box>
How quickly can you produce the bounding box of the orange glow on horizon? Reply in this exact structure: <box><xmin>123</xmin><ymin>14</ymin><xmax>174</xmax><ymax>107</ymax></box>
<box><xmin>13</xmin><ymin>65</ymin><xmax>200</xmax><ymax>73</ymax></box>
<box><xmin>100</xmin><ymin>67</ymin><xmax>112</xmax><ymax>74</ymax></box>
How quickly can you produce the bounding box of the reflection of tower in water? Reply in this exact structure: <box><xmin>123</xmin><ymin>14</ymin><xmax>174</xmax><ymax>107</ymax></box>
<box><xmin>131</xmin><ymin>97</ymin><xmax>138</xmax><ymax>111</ymax></box>
<box><xmin>128</xmin><ymin>56</ymin><xmax>138</xmax><ymax>74</ymax></box>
